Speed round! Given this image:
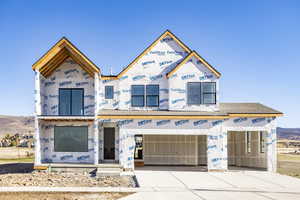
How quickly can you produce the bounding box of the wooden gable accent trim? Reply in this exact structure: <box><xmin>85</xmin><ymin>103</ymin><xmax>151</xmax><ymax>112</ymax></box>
<box><xmin>115</xmin><ymin>30</ymin><xmax>192</xmax><ymax>79</ymax></box>
<box><xmin>166</xmin><ymin>51</ymin><xmax>221</xmax><ymax>78</ymax></box>
<box><xmin>32</xmin><ymin>37</ymin><xmax>100</xmax><ymax>77</ymax></box>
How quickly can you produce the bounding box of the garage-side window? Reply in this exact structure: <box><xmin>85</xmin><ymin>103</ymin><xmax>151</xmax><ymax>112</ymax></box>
<box><xmin>246</xmin><ymin>131</ymin><xmax>251</xmax><ymax>153</ymax></box>
<box><xmin>260</xmin><ymin>131</ymin><xmax>266</xmax><ymax>153</ymax></box>
<box><xmin>54</xmin><ymin>126</ymin><xmax>88</xmax><ymax>152</ymax></box>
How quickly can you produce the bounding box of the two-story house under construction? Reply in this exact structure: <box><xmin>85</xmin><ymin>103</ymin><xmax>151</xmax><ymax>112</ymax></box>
<box><xmin>32</xmin><ymin>30</ymin><xmax>282</xmax><ymax>172</ymax></box>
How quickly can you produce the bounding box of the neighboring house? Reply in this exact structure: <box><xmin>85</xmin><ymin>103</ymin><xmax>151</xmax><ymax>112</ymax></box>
<box><xmin>32</xmin><ymin>30</ymin><xmax>282</xmax><ymax>172</ymax></box>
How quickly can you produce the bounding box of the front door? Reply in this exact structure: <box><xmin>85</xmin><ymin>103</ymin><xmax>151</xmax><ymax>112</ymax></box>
<box><xmin>104</xmin><ymin>127</ymin><xmax>115</xmax><ymax>160</ymax></box>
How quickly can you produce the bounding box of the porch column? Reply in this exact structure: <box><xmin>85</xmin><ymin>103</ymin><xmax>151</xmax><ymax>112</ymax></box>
<box><xmin>34</xmin><ymin>70</ymin><xmax>42</xmax><ymax>165</ymax></box>
<box><xmin>207</xmin><ymin>131</ymin><xmax>228</xmax><ymax>171</ymax></box>
<box><xmin>34</xmin><ymin>118</ymin><xmax>41</xmax><ymax>165</ymax></box>
<box><xmin>267</xmin><ymin>128</ymin><xmax>277</xmax><ymax>172</ymax></box>
<box><xmin>119</xmin><ymin>129</ymin><xmax>135</xmax><ymax>170</ymax></box>
<box><xmin>94</xmin><ymin>120</ymin><xmax>99</xmax><ymax>165</ymax></box>
<box><xmin>94</xmin><ymin>72</ymin><xmax>100</xmax><ymax>165</ymax></box>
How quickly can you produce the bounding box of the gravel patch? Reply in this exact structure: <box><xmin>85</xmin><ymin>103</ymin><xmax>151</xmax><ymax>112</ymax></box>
<box><xmin>0</xmin><ymin>171</ymin><xmax>135</xmax><ymax>187</ymax></box>
<box><xmin>0</xmin><ymin>163</ymin><xmax>136</xmax><ymax>187</ymax></box>
<box><xmin>0</xmin><ymin>192</ymin><xmax>132</xmax><ymax>200</ymax></box>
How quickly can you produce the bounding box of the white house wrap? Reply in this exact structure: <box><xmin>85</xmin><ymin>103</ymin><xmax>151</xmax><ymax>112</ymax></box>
<box><xmin>32</xmin><ymin>31</ymin><xmax>282</xmax><ymax>172</ymax></box>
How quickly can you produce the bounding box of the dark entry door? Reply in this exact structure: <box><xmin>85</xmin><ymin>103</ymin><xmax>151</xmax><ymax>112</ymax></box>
<box><xmin>104</xmin><ymin>127</ymin><xmax>115</xmax><ymax>160</ymax></box>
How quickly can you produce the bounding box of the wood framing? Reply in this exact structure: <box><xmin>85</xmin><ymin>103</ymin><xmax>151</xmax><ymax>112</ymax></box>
<box><xmin>98</xmin><ymin>115</ymin><xmax>229</xmax><ymax>120</ymax></box>
<box><xmin>114</xmin><ymin>30</ymin><xmax>192</xmax><ymax>79</ymax></box>
<box><xmin>166</xmin><ymin>51</ymin><xmax>221</xmax><ymax>78</ymax></box>
<box><xmin>32</xmin><ymin>37</ymin><xmax>100</xmax><ymax>77</ymax></box>
<box><xmin>228</xmin><ymin>113</ymin><xmax>283</xmax><ymax>117</ymax></box>
<box><xmin>97</xmin><ymin>113</ymin><xmax>282</xmax><ymax>120</ymax></box>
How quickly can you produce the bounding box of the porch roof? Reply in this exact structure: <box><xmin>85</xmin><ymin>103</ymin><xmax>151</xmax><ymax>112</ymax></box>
<box><xmin>97</xmin><ymin>103</ymin><xmax>282</xmax><ymax>119</ymax></box>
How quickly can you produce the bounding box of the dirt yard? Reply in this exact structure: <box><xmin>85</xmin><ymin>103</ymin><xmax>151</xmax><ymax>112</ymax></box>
<box><xmin>278</xmin><ymin>153</ymin><xmax>300</xmax><ymax>178</ymax></box>
<box><xmin>0</xmin><ymin>163</ymin><xmax>135</xmax><ymax>187</ymax></box>
<box><xmin>0</xmin><ymin>192</ymin><xmax>131</xmax><ymax>200</ymax></box>
<box><xmin>0</xmin><ymin>147</ymin><xmax>33</xmax><ymax>159</ymax></box>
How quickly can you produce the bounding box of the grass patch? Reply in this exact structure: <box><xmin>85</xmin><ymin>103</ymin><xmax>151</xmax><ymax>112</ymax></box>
<box><xmin>278</xmin><ymin>153</ymin><xmax>300</xmax><ymax>178</ymax></box>
<box><xmin>0</xmin><ymin>157</ymin><xmax>34</xmax><ymax>164</ymax></box>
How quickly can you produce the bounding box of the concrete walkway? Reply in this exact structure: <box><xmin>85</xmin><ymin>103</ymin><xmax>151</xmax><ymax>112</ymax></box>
<box><xmin>1</xmin><ymin>168</ymin><xmax>300</xmax><ymax>200</ymax></box>
<box><xmin>120</xmin><ymin>168</ymin><xmax>300</xmax><ymax>200</ymax></box>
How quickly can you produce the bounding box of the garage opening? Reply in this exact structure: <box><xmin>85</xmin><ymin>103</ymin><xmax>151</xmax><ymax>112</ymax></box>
<box><xmin>227</xmin><ymin>131</ymin><xmax>267</xmax><ymax>170</ymax></box>
<box><xmin>134</xmin><ymin>135</ymin><xmax>207</xmax><ymax>169</ymax></box>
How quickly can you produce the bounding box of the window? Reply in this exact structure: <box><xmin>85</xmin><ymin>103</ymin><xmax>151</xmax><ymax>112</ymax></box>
<box><xmin>187</xmin><ymin>82</ymin><xmax>216</xmax><ymax>105</ymax></box>
<box><xmin>202</xmin><ymin>82</ymin><xmax>216</xmax><ymax>104</ymax></box>
<box><xmin>131</xmin><ymin>85</ymin><xmax>159</xmax><ymax>107</ymax></box>
<box><xmin>260</xmin><ymin>131</ymin><xmax>266</xmax><ymax>153</ymax></box>
<box><xmin>131</xmin><ymin>85</ymin><xmax>145</xmax><ymax>107</ymax></box>
<box><xmin>246</xmin><ymin>131</ymin><xmax>251</xmax><ymax>153</ymax></box>
<box><xmin>105</xmin><ymin>86</ymin><xmax>114</xmax><ymax>99</ymax></box>
<box><xmin>59</xmin><ymin>88</ymin><xmax>84</xmax><ymax>116</ymax></box>
<box><xmin>54</xmin><ymin>126</ymin><xmax>88</xmax><ymax>152</ymax></box>
<box><xmin>134</xmin><ymin>135</ymin><xmax>143</xmax><ymax>160</ymax></box>
<box><xmin>187</xmin><ymin>82</ymin><xmax>201</xmax><ymax>105</ymax></box>
<box><xmin>146</xmin><ymin>85</ymin><xmax>159</xmax><ymax>107</ymax></box>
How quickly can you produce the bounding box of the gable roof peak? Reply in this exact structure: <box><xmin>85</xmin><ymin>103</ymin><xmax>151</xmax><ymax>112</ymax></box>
<box><xmin>115</xmin><ymin>30</ymin><xmax>192</xmax><ymax>79</ymax></box>
<box><xmin>166</xmin><ymin>50</ymin><xmax>221</xmax><ymax>78</ymax></box>
<box><xmin>32</xmin><ymin>37</ymin><xmax>100</xmax><ymax>77</ymax></box>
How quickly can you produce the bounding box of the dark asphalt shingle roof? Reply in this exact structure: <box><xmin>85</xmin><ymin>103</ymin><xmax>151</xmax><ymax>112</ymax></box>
<box><xmin>98</xmin><ymin>103</ymin><xmax>282</xmax><ymax>116</ymax></box>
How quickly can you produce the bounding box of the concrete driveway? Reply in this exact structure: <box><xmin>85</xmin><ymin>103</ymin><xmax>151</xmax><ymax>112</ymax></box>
<box><xmin>121</xmin><ymin>166</ymin><xmax>300</xmax><ymax>200</ymax></box>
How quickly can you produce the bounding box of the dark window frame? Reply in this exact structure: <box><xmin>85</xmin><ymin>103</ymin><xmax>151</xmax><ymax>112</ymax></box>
<box><xmin>105</xmin><ymin>85</ymin><xmax>114</xmax><ymax>99</ymax></box>
<box><xmin>54</xmin><ymin>126</ymin><xmax>88</xmax><ymax>152</ymax></box>
<box><xmin>260</xmin><ymin>131</ymin><xmax>265</xmax><ymax>153</ymax></box>
<box><xmin>131</xmin><ymin>85</ymin><xmax>145</xmax><ymax>107</ymax></box>
<box><xmin>246</xmin><ymin>131</ymin><xmax>251</xmax><ymax>153</ymax></box>
<box><xmin>186</xmin><ymin>82</ymin><xmax>216</xmax><ymax>105</ymax></box>
<box><xmin>146</xmin><ymin>84</ymin><xmax>159</xmax><ymax>107</ymax></box>
<box><xmin>187</xmin><ymin>82</ymin><xmax>201</xmax><ymax>105</ymax></box>
<box><xmin>131</xmin><ymin>84</ymin><xmax>160</xmax><ymax>107</ymax></box>
<box><xmin>202</xmin><ymin>82</ymin><xmax>216</xmax><ymax>105</ymax></box>
<box><xmin>59</xmin><ymin>88</ymin><xmax>84</xmax><ymax>116</ymax></box>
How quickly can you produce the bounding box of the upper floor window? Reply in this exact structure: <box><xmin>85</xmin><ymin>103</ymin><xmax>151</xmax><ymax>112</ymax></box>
<box><xmin>59</xmin><ymin>88</ymin><xmax>84</xmax><ymax>116</ymax></box>
<box><xmin>131</xmin><ymin>85</ymin><xmax>159</xmax><ymax>107</ymax></box>
<box><xmin>187</xmin><ymin>82</ymin><xmax>216</xmax><ymax>105</ymax></box>
<box><xmin>105</xmin><ymin>86</ymin><xmax>114</xmax><ymax>99</ymax></box>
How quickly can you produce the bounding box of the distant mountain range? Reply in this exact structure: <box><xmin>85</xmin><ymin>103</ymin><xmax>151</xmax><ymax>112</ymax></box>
<box><xmin>277</xmin><ymin>127</ymin><xmax>300</xmax><ymax>140</ymax></box>
<box><xmin>0</xmin><ymin>115</ymin><xmax>34</xmax><ymax>137</ymax></box>
<box><xmin>0</xmin><ymin>115</ymin><xmax>298</xmax><ymax>140</ymax></box>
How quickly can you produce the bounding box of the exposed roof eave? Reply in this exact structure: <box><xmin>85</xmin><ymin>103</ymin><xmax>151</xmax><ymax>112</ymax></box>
<box><xmin>97</xmin><ymin>113</ymin><xmax>282</xmax><ymax>120</ymax></box>
<box><xmin>32</xmin><ymin>37</ymin><xmax>100</xmax><ymax>77</ymax></box>
<box><xmin>115</xmin><ymin>30</ymin><xmax>192</xmax><ymax>79</ymax></box>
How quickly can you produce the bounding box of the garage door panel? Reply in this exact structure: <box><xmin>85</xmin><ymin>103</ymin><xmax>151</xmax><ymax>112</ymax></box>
<box><xmin>144</xmin><ymin>135</ymin><xmax>198</xmax><ymax>165</ymax></box>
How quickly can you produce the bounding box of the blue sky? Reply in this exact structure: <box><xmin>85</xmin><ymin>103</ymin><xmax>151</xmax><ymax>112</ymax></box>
<box><xmin>0</xmin><ymin>0</ymin><xmax>299</xmax><ymax>127</ymax></box>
